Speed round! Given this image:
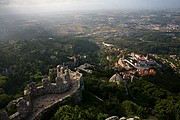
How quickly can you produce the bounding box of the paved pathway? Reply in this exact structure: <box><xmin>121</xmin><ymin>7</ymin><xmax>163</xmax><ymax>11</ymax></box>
<box><xmin>27</xmin><ymin>80</ymin><xmax>78</xmax><ymax>120</ymax></box>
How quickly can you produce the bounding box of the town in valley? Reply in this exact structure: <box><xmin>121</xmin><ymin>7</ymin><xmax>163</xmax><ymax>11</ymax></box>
<box><xmin>0</xmin><ymin>3</ymin><xmax>180</xmax><ymax>120</ymax></box>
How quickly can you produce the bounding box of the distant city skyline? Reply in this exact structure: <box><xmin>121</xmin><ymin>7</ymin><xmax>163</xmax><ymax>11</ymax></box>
<box><xmin>0</xmin><ymin>0</ymin><xmax>180</xmax><ymax>14</ymax></box>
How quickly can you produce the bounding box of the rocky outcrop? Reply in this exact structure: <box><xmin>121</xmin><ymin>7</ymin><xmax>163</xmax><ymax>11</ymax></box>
<box><xmin>109</xmin><ymin>73</ymin><xmax>123</xmax><ymax>85</ymax></box>
<box><xmin>105</xmin><ymin>116</ymin><xmax>119</xmax><ymax>120</ymax></box>
<box><xmin>106</xmin><ymin>116</ymin><xmax>140</xmax><ymax>120</ymax></box>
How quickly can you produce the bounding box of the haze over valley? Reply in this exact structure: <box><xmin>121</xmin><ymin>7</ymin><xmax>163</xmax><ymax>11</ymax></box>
<box><xmin>0</xmin><ymin>1</ymin><xmax>180</xmax><ymax>120</ymax></box>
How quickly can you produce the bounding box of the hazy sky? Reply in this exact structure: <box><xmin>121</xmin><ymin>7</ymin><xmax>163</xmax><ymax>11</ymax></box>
<box><xmin>0</xmin><ymin>0</ymin><xmax>180</xmax><ymax>14</ymax></box>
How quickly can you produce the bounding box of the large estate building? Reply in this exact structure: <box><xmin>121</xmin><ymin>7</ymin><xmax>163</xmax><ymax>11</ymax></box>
<box><xmin>115</xmin><ymin>52</ymin><xmax>158</xmax><ymax>77</ymax></box>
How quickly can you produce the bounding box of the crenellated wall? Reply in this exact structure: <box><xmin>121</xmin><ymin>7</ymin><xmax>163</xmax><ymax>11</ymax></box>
<box><xmin>0</xmin><ymin>65</ymin><xmax>84</xmax><ymax>120</ymax></box>
<box><xmin>33</xmin><ymin>80</ymin><xmax>83</xmax><ymax>120</ymax></box>
<box><xmin>24</xmin><ymin>65</ymin><xmax>72</xmax><ymax>102</ymax></box>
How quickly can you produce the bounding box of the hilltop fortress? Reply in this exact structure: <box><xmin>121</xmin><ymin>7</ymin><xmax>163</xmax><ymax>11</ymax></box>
<box><xmin>0</xmin><ymin>65</ymin><xmax>84</xmax><ymax>120</ymax></box>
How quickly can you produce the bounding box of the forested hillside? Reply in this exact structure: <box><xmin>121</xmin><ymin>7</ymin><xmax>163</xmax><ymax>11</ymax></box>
<box><xmin>0</xmin><ymin>37</ymin><xmax>99</xmax><ymax>110</ymax></box>
<box><xmin>50</xmin><ymin>70</ymin><xmax>180</xmax><ymax>120</ymax></box>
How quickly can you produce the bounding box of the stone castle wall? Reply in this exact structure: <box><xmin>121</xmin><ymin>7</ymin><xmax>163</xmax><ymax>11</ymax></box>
<box><xmin>0</xmin><ymin>65</ymin><xmax>83</xmax><ymax>120</ymax></box>
<box><xmin>33</xmin><ymin>80</ymin><xmax>83</xmax><ymax>120</ymax></box>
<box><xmin>25</xmin><ymin>65</ymin><xmax>72</xmax><ymax>101</ymax></box>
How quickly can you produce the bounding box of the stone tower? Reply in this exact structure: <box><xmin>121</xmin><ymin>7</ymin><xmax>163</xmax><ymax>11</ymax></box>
<box><xmin>57</xmin><ymin>65</ymin><xmax>62</xmax><ymax>78</ymax></box>
<box><xmin>56</xmin><ymin>65</ymin><xmax>71</xmax><ymax>90</ymax></box>
<box><xmin>64</xmin><ymin>68</ymin><xmax>71</xmax><ymax>86</ymax></box>
<box><xmin>16</xmin><ymin>99</ymin><xmax>30</xmax><ymax>117</ymax></box>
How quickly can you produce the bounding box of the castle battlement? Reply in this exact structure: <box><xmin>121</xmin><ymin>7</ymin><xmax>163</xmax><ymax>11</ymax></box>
<box><xmin>24</xmin><ymin>65</ymin><xmax>72</xmax><ymax>101</ymax></box>
<box><xmin>0</xmin><ymin>65</ymin><xmax>83</xmax><ymax>120</ymax></box>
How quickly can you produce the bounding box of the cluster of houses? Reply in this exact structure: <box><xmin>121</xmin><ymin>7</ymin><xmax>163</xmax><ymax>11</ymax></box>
<box><xmin>114</xmin><ymin>52</ymin><xmax>158</xmax><ymax>78</ymax></box>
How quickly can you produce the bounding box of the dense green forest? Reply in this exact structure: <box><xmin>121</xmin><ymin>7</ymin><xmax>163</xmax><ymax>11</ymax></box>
<box><xmin>0</xmin><ymin>37</ymin><xmax>99</xmax><ymax>110</ymax></box>
<box><xmin>50</xmin><ymin>70</ymin><xmax>180</xmax><ymax>120</ymax></box>
<box><xmin>0</xmin><ymin>30</ymin><xmax>180</xmax><ymax>119</ymax></box>
<box><xmin>49</xmin><ymin>31</ymin><xmax>180</xmax><ymax>119</ymax></box>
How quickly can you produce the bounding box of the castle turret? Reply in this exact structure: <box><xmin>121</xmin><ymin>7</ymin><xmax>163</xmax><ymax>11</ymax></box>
<box><xmin>64</xmin><ymin>68</ymin><xmax>71</xmax><ymax>86</ymax></box>
<box><xmin>56</xmin><ymin>77</ymin><xmax>63</xmax><ymax>87</ymax></box>
<box><xmin>27</xmin><ymin>82</ymin><xmax>36</xmax><ymax>101</ymax></box>
<box><xmin>42</xmin><ymin>78</ymin><xmax>50</xmax><ymax>92</ymax></box>
<box><xmin>57</xmin><ymin>65</ymin><xmax>62</xmax><ymax>78</ymax></box>
<box><xmin>55</xmin><ymin>65</ymin><xmax>72</xmax><ymax>92</ymax></box>
<box><xmin>16</xmin><ymin>99</ymin><xmax>30</xmax><ymax>117</ymax></box>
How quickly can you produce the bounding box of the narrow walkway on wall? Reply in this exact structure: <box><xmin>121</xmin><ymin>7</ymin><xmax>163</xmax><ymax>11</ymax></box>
<box><xmin>27</xmin><ymin>81</ymin><xmax>78</xmax><ymax>120</ymax></box>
